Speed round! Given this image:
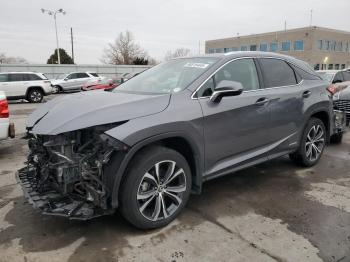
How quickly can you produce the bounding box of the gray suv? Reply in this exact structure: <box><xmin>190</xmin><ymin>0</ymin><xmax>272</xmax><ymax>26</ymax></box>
<box><xmin>18</xmin><ymin>52</ymin><xmax>337</xmax><ymax>229</ymax></box>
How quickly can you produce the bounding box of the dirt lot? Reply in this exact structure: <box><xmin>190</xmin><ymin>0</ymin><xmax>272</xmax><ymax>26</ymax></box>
<box><xmin>0</xmin><ymin>96</ymin><xmax>349</xmax><ymax>262</ymax></box>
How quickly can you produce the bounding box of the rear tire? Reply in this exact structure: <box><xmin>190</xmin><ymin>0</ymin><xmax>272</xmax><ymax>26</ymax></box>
<box><xmin>119</xmin><ymin>146</ymin><xmax>192</xmax><ymax>229</ymax></box>
<box><xmin>289</xmin><ymin>118</ymin><xmax>326</xmax><ymax>167</ymax></box>
<box><xmin>27</xmin><ymin>88</ymin><xmax>44</xmax><ymax>103</ymax></box>
<box><xmin>330</xmin><ymin>133</ymin><xmax>343</xmax><ymax>144</ymax></box>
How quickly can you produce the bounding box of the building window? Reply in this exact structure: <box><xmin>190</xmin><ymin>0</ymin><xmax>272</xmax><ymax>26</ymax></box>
<box><xmin>281</xmin><ymin>41</ymin><xmax>291</xmax><ymax>51</ymax></box>
<box><xmin>215</xmin><ymin>48</ymin><xmax>223</xmax><ymax>53</ymax></box>
<box><xmin>260</xmin><ymin>43</ymin><xmax>268</xmax><ymax>52</ymax></box>
<box><xmin>314</xmin><ymin>64</ymin><xmax>320</xmax><ymax>70</ymax></box>
<box><xmin>317</xmin><ymin>40</ymin><xmax>323</xmax><ymax>50</ymax></box>
<box><xmin>294</xmin><ymin>40</ymin><xmax>304</xmax><ymax>51</ymax></box>
<box><xmin>336</xmin><ymin>42</ymin><xmax>343</xmax><ymax>52</ymax></box>
<box><xmin>321</xmin><ymin>64</ymin><xmax>327</xmax><ymax>70</ymax></box>
<box><xmin>270</xmin><ymin>42</ymin><xmax>278</xmax><ymax>52</ymax></box>
<box><xmin>346</xmin><ymin>43</ymin><xmax>349</xmax><ymax>53</ymax></box>
<box><xmin>208</xmin><ymin>49</ymin><xmax>215</xmax><ymax>54</ymax></box>
<box><xmin>241</xmin><ymin>46</ymin><xmax>248</xmax><ymax>51</ymax></box>
<box><xmin>335</xmin><ymin>64</ymin><xmax>340</xmax><ymax>70</ymax></box>
<box><xmin>330</xmin><ymin>41</ymin><xmax>336</xmax><ymax>51</ymax></box>
<box><xmin>250</xmin><ymin>45</ymin><xmax>257</xmax><ymax>51</ymax></box>
<box><xmin>224</xmin><ymin>48</ymin><xmax>230</xmax><ymax>53</ymax></box>
<box><xmin>328</xmin><ymin>64</ymin><xmax>333</xmax><ymax>70</ymax></box>
<box><xmin>232</xmin><ymin>47</ymin><xmax>238</xmax><ymax>51</ymax></box>
<box><xmin>341</xmin><ymin>64</ymin><xmax>346</xmax><ymax>69</ymax></box>
<box><xmin>324</xmin><ymin>40</ymin><xmax>329</xmax><ymax>50</ymax></box>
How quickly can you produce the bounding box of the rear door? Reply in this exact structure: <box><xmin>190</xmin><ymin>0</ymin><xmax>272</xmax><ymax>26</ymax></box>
<box><xmin>197</xmin><ymin>58</ymin><xmax>271</xmax><ymax>177</ymax></box>
<box><xmin>256</xmin><ymin>58</ymin><xmax>310</xmax><ymax>156</ymax></box>
<box><xmin>62</xmin><ymin>73</ymin><xmax>79</xmax><ymax>90</ymax></box>
<box><xmin>74</xmin><ymin>73</ymin><xmax>91</xmax><ymax>89</ymax></box>
<box><xmin>8</xmin><ymin>73</ymin><xmax>26</xmax><ymax>97</ymax></box>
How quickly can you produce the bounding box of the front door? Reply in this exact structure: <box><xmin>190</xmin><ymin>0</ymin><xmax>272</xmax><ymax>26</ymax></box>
<box><xmin>196</xmin><ymin>58</ymin><xmax>271</xmax><ymax>177</ymax></box>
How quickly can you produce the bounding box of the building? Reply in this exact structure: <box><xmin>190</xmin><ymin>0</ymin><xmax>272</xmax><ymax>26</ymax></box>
<box><xmin>205</xmin><ymin>26</ymin><xmax>350</xmax><ymax>70</ymax></box>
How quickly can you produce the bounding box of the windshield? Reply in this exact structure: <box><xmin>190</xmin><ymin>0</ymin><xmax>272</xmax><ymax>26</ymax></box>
<box><xmin>114</xmin><ymin>57</ymin><xmax>219</xmax><ymax>94</ymax></box>
<box><xmin>317</xmin><ymin>72</ymin><xmax>335</xmax><ymax>83</ymax></box>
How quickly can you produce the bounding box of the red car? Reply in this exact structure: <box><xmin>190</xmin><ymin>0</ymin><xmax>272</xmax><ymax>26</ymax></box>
<box><xmin>81</xmin><ymin>78</ymin><xmax>120</xmax><ymax>91</ymax></box>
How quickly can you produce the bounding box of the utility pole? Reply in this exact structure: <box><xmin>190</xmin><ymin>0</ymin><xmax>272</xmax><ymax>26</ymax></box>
<box><xmin>310</xmin><ymin>9</ymin><xmax>313</xmax><ymax>27</ymax></box>
<box><xmin>41</xmin><ymin>8</ymin><xmax>66</xmax><ymax>64</ymax></box>
<box><xmin>71</xmin><ymin>27</ymin><xmax>75</xmax><ymax>64</ymax></box>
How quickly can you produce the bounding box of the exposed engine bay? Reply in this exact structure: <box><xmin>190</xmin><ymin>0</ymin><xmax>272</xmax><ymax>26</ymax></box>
<box><xmin>17</xmin><ymin>125</ymin><xmax>128</xmax><ymax>220</ymax></box>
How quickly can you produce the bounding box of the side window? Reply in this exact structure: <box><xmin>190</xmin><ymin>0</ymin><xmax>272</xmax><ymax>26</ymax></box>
<box><xmin>0</xmin><ymin>74</ymin><xmax>9</xmax><ymax>82</ymax></box>
<box><xmin>197</xmin><ymin>59</ymin><xmax>260</xmax><ymax>97</ymax></box>
<box><xmin>90</xmin><ymin>73</ymin><xmax>99</xmax><ymax>77</ymax></box>
<box><xmin>333</xmin><ymin>72</ymin><xmax>344</xmax><ymax>83</ymax></box>
<box><xmin>342</xmin><ymin>72</ymin><xmax>350</xmax><ymax>81</ymax></box>
<box><xmin>9</xmin><ymin>74</ymin><xmax>24</xmax><ymax>82</ymax></box>
<box><xmin>28</xmin><ymin>74</ymin><xmax>42</xmax><ymax>81</ymax></box>
<box><xmin>77</xmin><ymin>73</ymin><xmax>89</xmax><ymax>78</ymax></box>
<box><xmin>291</xmin><ymin>65</ymin><xmax>321</xmax><ymax>81</ymax></box>
<box><xmin>66</xmin><ymin>73</ymin><xmax>78</xmax><ymax>80</ymax></box>
<box><xmin>259</xmin><ymin>58</ymin><xmax>297</xmax><ymax>88</ymax></box>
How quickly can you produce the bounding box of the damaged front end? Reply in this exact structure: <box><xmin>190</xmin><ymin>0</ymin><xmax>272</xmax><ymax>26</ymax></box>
<box><xmin>17</xmin><ymin>125</ymin><xmax>128</xmax><ymax>220</ymax></box>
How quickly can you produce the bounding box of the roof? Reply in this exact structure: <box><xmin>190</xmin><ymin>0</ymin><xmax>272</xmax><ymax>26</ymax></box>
<box><xmin>206</xmin><ymin>26</ymin><xmax>350</xmax><ymax>43</ymax></box>
<box><xmin>0</xmin><ymin>72</ymin><xmax>43</xmax><ymax>74</ymax></box>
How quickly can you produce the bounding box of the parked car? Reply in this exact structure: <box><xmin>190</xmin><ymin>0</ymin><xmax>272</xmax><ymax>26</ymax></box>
<box><xmin>81</xmin><ymin>78</ymin><xmax>120</xmax><ymax>91</ymax></box>
<box><xmin>0</xmin><ymin>72</ymin><xmax>52</xmax><ymax>103</ymax></box>
<box><xmin>19</xmin><ymin>52</ymin><xmax>342</xmax><ymax>229</ymax></box>
<box><xmin>0</xmin><ymin>91</ymin><xmax>15</xmax><ymax>140</ymax></box>
<box><xmin>317</xmin><ymin>70</ymin><xmax>350</xmax><ymax>126</ymax></box>
<box><xmin>51</xmin><ymin>72</ymin><xmax>103</xmax><ymax>93</ymax></box>
<box><xmin>316</xmin><ymin>70</ymin><xmax>350</xmax><ymax>84</ymax></box>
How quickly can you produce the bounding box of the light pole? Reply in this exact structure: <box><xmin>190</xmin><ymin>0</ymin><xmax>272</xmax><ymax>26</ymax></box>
<box><xmin>41</xmin><ymin>8</ymin><xmax>66</xmax><ymax>64</ymax></box>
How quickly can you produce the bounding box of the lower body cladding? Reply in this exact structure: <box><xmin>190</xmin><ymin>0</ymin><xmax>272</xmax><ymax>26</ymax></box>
<box><xmin>16</xmin><ymin>127</ymin><xmax>127</xmax><ymax>220</ymax></box>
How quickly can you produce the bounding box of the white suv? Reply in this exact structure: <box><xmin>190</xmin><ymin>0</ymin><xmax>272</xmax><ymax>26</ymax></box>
<box><xmin>0</xmin><ymin>72</ymin><xmax>52</xmax><ymax>103</ymax></box>
<box><xmin>0</xmin><ymin>91</ymin><xmax>15</xmax><ymax>140</ymax></box>
<box><xmin>51</xmin><ymin>72</ymin><xmax>103</xmax><ymax>93</ymax></box>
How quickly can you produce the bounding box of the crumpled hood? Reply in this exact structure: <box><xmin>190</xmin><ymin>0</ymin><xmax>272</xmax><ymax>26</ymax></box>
<box><xmin>27</xmin><ymin>90</ymin><xmax>170</xmax><ymax>135</ymax></box>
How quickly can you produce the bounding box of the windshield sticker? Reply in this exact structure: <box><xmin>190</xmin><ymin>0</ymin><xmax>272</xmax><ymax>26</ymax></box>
<box><xmin>184</xmin><ymin>63</ymin><xmax>209</xmax><ymax>69</ymax></box>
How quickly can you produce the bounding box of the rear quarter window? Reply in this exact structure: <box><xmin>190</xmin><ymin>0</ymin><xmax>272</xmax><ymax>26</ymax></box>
<box><xmin>259</xmin><ymin>58</ymin><xmax>297</xmax><ymax>88</ymax></box>
<box><xmin>90</xmin><ymin>73</ymin><xmax>99</xmax><ymax>77</ymax></box>
<box><xmin>291</xmin><ymin>65</ymin><xmax>322</xmax><ymax>81</ymax></box>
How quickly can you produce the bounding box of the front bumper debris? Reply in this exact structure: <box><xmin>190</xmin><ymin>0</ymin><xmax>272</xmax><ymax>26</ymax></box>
<box><xmin>16</xmin><ymin>167</ymin><xmax>115</xmax><ymax>220</ymax></box>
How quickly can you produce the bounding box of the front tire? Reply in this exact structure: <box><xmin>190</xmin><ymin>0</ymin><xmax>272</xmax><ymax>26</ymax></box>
<box><xmin>119</xmin><ymin>146</ymin><xmax>192</xmax><ymax>229</ymax></box>
<box><xmin>52</xmin><ymin>85</ymin><xmax>61</xmax><ymax>94</ymax></box>
<box><xmin>289</xmin><ymin>118</ymin><xmax>326</xmax><ymax>167</ymax></box>
<box><xmin>27</xmin><ymin>88</ymin><xmax>44</xmax><ymax>103</ymax></box>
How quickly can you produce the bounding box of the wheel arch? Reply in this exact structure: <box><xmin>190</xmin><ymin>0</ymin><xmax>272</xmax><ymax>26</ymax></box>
<box><xmin>25</xmin><ymin>86</ymin><xmax>45</xmax><ymax>98</ymax></box>
<box><xmin>309</xmin><ymin>110</ymin><xmax>331</xmax><ymax>141</ymax></box>
<box><xmin>110</xmin><ymin>132</ymin><xmax>204</xmax><ymax>208</ymax></box>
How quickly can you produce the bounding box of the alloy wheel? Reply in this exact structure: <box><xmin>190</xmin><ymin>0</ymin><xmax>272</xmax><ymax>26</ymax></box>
<box><xmin>137</xmin><ymin>160</ymin><xmax>187</xmax><ymax>221</ymax></box>
<box><xmin>305</xmin><ymin>124</ymin><xmax>325</xmax><ymax>162</ymax></box>
<box><xmin>30</xmin><ymin>90</ymin><xmax>42</xmax><ymax>102</ymax></box>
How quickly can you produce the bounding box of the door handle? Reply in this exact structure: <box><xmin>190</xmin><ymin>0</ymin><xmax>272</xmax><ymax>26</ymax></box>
<box><xmin>255</xmin><ymin>97</ymin><xmax>270</xmax><ymax>106</ymax></box>
<box><xmin>303</xmin><ymin>90</ymin><xmax>311</xmax><ymax>98</ymax></box>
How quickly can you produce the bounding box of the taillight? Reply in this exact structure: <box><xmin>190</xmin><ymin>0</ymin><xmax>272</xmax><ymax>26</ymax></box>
<box><xmin>326</xmin><ymin>85</ymin><xmax>337</xmax><ymax>95</ymax></box>
<box><xmin>0</xmin><ymin>99</ymin><xmax>9</xmax><ymax>118</ymax></box>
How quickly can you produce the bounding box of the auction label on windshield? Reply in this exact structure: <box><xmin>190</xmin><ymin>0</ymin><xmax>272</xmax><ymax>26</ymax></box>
<box><xmin>184</xmin><ymin>63</ymin><xmax>209</xmax><ymax>69</ymax></box>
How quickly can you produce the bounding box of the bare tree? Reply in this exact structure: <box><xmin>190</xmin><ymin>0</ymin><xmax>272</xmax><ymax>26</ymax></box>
<box><xmin>0</xmin><ymin>53</ymin><xmax>28</xmax><ymax>64</ymax></box>
<box><xmin>101</xmin><ymin>31</ymin><xmax>148</xmax><ymax>65</ymax></box>
<box><xmin>164</xmin><ymin>48</ymin><xmax>191</xmax><ymax>61</ymax></box>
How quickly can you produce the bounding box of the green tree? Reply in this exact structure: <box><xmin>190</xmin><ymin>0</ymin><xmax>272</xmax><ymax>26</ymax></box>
<box><xmin>133</xmin><ymin>57</ymin><xmax>148</xmax><ymax>65</ymax></box>
<box><xmin>47</xmin><ymin>48</ymin><xmax>74</xmax><ymax>64</ymax></box>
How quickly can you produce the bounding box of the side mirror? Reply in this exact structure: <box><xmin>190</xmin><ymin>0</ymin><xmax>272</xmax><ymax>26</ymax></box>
<box><xmin>210</xmin><ymin>80</ymin><xmax>243</xmax><ymax>103</ymax></box>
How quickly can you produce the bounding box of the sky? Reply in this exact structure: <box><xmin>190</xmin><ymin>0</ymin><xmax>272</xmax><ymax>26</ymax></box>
<box><xmin>0</xmin><ymin>0</ymin><xmax>349</xmax><ymax>64</ymax></box>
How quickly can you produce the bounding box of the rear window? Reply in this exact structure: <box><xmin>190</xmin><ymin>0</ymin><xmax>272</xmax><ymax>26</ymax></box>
<box><xmin>77</xmin><ymin>73</ymin><xmax>89</xmax><ymax>78</ymax></box>
<box><xmin>90</xmin><ymin>73</ymin><xmax>99</xmax><ymax>77</ymax></box>
<box><xmin>25</xmin><ymin>74</ymin><xmax>43</xmax><ymax>81</ymax></box>
<box><xmin>0</xmin><ymin>74</ymin><xmax>8</xmax><ymax>82</ymax></box>
<box><xmin>259</xmin><ymin>58</ymin><xmax>297</xmax><ymax>88</ymax></box>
